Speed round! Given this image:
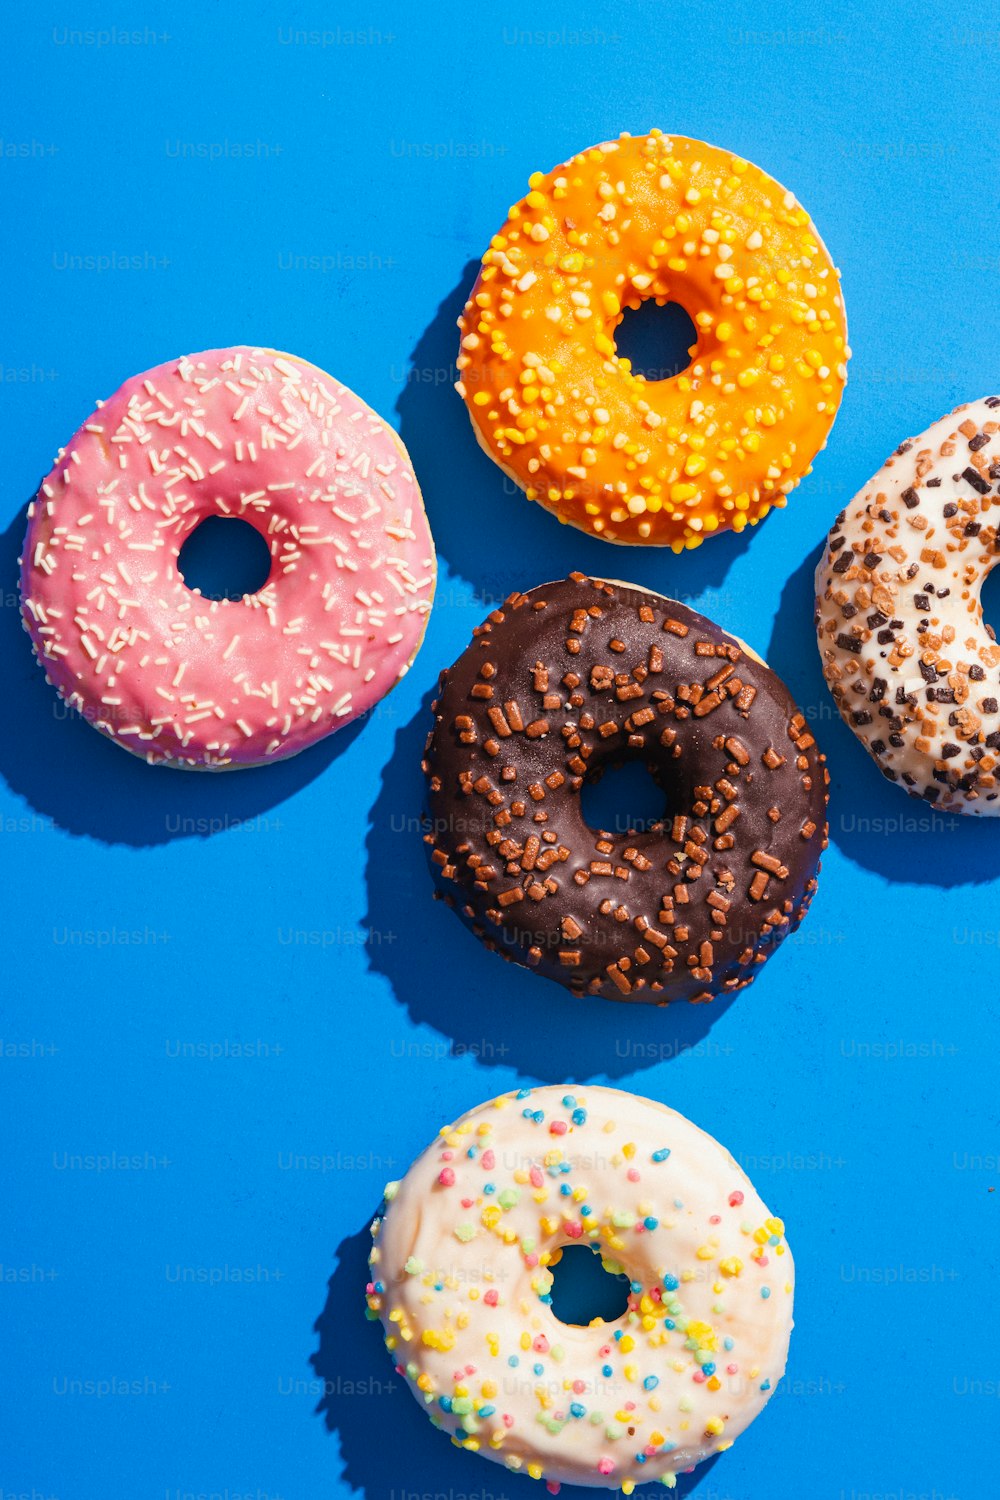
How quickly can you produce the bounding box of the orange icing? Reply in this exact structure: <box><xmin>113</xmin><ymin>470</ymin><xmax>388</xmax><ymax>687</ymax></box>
<box><xmin>457</xmin><ymin>130</ymin><xmax>849</xmax><ymax>550</ymax></box>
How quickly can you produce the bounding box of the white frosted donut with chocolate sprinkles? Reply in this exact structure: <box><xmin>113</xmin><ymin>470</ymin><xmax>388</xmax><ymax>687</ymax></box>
<box><xmin>367</xmin><ymin>1084</ymin><xmax>794</xmax><ymax>1491</ymax></box>
<box><xmin>815</xmin><ymin>397</ymin><xmax>1000</xmax><ymax>814</ymax></box>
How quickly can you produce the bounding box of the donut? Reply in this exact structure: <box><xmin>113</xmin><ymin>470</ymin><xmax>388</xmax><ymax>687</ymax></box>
<box><xmin>816</xmin><ymin>397</ymin><xmax>1000</xmax><ymax>814</ymax></box>
<box><xmin>367</xmin><ymin>1084</ymin><xmax>794</xmax><ymax>1490</ymax></box>
<box><xmin>19</xmin><ymin>346</ymin><xmax>436</xmax><ymax>769</ymax></box>
<box><xmin>456</xmin><ymin>129</ymin><xmax>849</xmax><ymax>550</ymax></box>
<box><xmin>423</xmin><ymin>573</ymin><xmax>828</xmax><ymax>1003</ymax></box>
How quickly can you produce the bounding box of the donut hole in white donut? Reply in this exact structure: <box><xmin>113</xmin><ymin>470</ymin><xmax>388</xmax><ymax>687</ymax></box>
<box><xmin>612</xmin><ymin>298</ymin><xmax>698</xmax><ymax>384</ymax></box>
<box><xmin>177</xmin><ymin>515</ymin><xmax>272</xmax><ymax>602</ymax></box>
<box><xmin>579</xmin><ymin>754</ymin><xmax>672</xmax><ymax>838</ymax></box>
<box><xmin>978</xmin><ymin>560</ymin><xmax>1000</xmax><ymax>641</ymax></box>
<box><xmin>546</xmin><ymin>1242</ymin><xmax>631</xmax><ymax>1327</ymax></box>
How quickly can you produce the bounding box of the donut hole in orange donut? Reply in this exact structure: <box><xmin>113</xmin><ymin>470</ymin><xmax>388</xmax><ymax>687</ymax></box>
<box><xmin>612</xmin><ymin>298</ymin><xmax>698</xmax><ymax>384</ymax></box>
<box><xmin>547</xmin><ymin>1243</ymin><xmax>631</xmax><ymax>1327</ymax></box>
<box><xmin>177</xmin><ymin>515</ymin><xmax>272</xmax><ymax>601</ymax></box>
<box><xmin>579</xmin><ymin>754</ymin><xmax>672</xmax><ymax>839</ymax></box>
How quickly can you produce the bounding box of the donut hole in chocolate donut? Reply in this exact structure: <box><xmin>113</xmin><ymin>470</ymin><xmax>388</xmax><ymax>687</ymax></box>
<box><xmin>547</xmin><ymin>1243</ymin><xmax>631</xmax><ymax>1327</ymax></box>
<box><xmin>612</xmin><ymin>298</ymin><xmax>698</xmax><ymax>384</ymax></box>
<box><xmin>177</xmin><ymin>515</ymin><xmax>272</xmax><ymax>602</ymax></box>
<box><xmin>579</xmin><ymin>754</ymin><xmax>672</xmax><ymax>839</ymax></box>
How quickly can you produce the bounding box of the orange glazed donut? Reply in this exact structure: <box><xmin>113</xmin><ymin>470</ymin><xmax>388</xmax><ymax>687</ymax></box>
<box><xmin>457</xmin><ymin>130</ymin><xmax>849</xmax><ymax>550</ymax></box>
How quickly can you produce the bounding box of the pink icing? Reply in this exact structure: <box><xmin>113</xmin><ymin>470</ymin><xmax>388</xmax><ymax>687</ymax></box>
<box><xmin>19</xmin><ymin>347</ymin><xmax>436</xmax><ymax>768</ymax></box>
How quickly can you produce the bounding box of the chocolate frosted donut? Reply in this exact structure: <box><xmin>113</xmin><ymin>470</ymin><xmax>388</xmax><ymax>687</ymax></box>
<box><xmin>423</xmin><ymin>575</ymin><xmax>828</xmax><ymax>1003</ymax></box>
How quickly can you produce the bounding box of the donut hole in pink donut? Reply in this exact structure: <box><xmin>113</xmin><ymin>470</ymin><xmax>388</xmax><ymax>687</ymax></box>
<box><xmin>612</xmin><ymin>298</ymin><xmax>698</xmax><ymax>384</ymax></box>
<box><xmin>579</xmin><ymin>753</ymin><xmax>673</xmax><ymax>840</ymax></box>
<box><xmin>547</xmin><ymin>1242</ymin><xmax>631</xmax><ymax>1327</ymax></box>
<box><xmin>177</xmin><ymin>515</ymin><xmax>272</xmax><ymax>602</ymax></box>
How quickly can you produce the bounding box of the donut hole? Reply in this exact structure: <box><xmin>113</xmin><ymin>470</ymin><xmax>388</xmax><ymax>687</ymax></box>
<box><xmin>579</xmin><ymin>756</ymin><xmax>671</xmax><ymax>838</ymax></box>
<box><xmin>613</xmin><ymin>299</ymin><xmax>698</xmax><ymax>383</ymax></box>
<box><xmin>177</xmin><ymin>516</ymin><xmax>272</xmax><ymax>601</ymax></box>
<box><xmin>979</xmin><ymin>560</ymin><xmax>1000</xmax><ymax>641</ymax></box>
<box><xmin>548</xmin><ymin>1244</ymin><xmax>631</xmax><ymax>1327</ymax></box>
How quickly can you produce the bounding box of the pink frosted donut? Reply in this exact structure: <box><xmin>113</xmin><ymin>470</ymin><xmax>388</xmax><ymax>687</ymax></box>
<box><xmin>19</xmin><ymin>347</ymin><xmax>436</xmax><ymax>769</ymax></box>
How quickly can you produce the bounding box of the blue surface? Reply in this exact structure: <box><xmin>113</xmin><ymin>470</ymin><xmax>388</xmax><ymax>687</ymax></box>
<box><xmin>3</xmin><ymin>4</ymin><xmax>999</xmax><ymax>1497</ymax></box>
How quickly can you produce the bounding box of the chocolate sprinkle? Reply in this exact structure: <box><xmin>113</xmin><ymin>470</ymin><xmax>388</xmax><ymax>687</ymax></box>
<box><xmin>962</xmin><ymin>467</ymin><xmax>991</xmax><ymax>495</ymax></box>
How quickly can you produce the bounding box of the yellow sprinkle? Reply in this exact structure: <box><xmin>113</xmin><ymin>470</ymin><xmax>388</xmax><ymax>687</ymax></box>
<box><xmin>421</xmin><ymin>1327</ymin><xmax>456</xmax><ymax>1351</ymax></box>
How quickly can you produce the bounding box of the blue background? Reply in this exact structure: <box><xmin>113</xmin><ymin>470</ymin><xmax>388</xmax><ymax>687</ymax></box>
<box><xmin>2</xmin><ymin>4</ymin><xmax>998</xmax><ymax>1498</ymax></box>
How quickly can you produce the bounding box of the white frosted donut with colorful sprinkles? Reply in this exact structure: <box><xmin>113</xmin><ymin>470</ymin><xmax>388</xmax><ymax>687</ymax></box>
<box><xmin>367</xmin><ymin>1085</ymin><xmax>793</xmax><ymax>1490</ymax></box>
<box><xmin>19</xmin><ymin>347</ymin><xmax>435</xmax><ymax>769</ymax></box>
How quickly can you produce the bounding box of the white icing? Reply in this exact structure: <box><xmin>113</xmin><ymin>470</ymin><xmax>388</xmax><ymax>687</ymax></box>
<box><xmin>368</xmin><ymin>1085</ymin><xmax>793</xmax><ymax>1488</ymax></box>
<box><xmin>816</xmin><ymin>397</ymin><xmax>1000</xmax><ymax>813</ymax></box>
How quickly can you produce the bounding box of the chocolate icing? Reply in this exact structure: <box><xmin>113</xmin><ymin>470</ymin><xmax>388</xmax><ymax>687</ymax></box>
<box><xmin>423</xmin><ymin>575</ymin><xmax>829</xmax><ymax>1004</ymax></box>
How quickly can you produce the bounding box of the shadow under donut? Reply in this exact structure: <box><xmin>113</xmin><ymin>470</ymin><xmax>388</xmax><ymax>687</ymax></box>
<box><xmin>395</xmin><ymin>261</ymin><xmax>757</xmax><ymax>612</ymax></box>
<box><xmin>362</xmin><ymin>687</ymin><xmax>747</xmax><ymax>1085</ymax></box>
<box><xmin>311</xmin><ymin>1223</ymin><xmax>720</xmax><ymax>1500</ymax></box>
<box><xmin>0</xmin><ymin>501</ymin><xmax>364</xmax><ymax>847</ymax></box>
<box><xmin>766</xmin><ymin>539</ymin><xmax>1000</xmax><ymax>887</ymax></box>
